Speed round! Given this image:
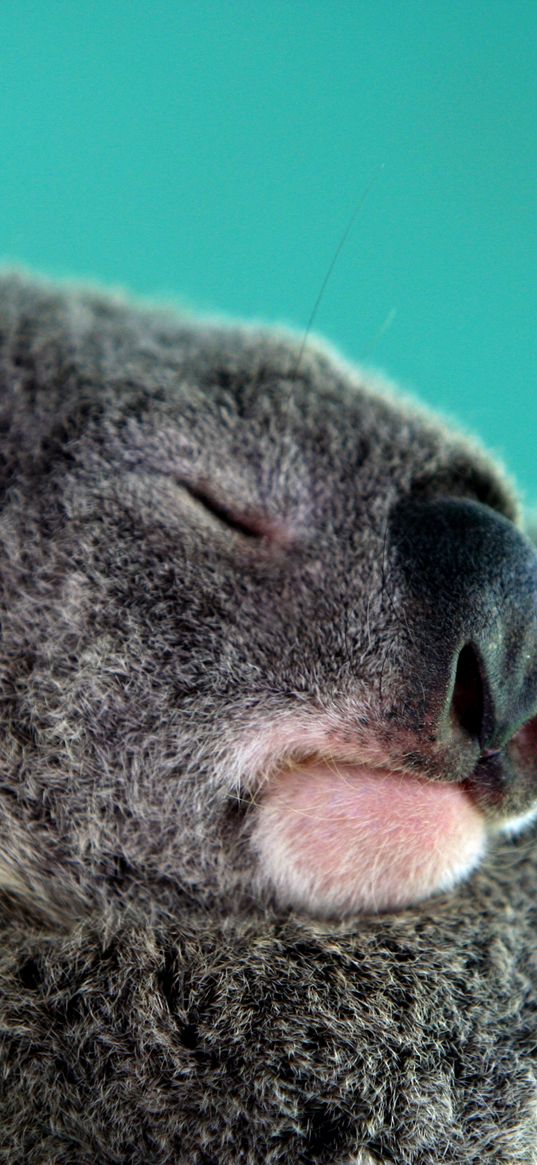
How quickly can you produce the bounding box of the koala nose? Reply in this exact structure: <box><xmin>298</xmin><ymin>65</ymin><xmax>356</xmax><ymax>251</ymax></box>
<box><xmin>389</xmin><ymin>497</ymin><xmax>537</xmax><ymax>758</ymax></box>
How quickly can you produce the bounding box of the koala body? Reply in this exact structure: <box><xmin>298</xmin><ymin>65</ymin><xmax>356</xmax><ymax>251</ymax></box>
<box><xmin>1</xmin><ymin>271</ymin><xmax>537</xmax><ymax>1163</ymax></box>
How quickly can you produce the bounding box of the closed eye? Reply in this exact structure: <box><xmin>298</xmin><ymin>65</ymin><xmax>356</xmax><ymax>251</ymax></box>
<box><xmin>180</xmin><ymin>482</ymin><xmax>265</xmax><ymax>539</ymax></box>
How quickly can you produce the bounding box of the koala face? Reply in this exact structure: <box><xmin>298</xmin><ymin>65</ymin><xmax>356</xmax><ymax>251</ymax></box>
<box><xmin>1</xmin><ymin>271</ymin><xmax>537</xmax><ymax>923</ymax></box>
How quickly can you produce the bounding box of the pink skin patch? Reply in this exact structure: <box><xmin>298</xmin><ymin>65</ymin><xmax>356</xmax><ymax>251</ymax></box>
<box><xmin>251</xmin><ymin>760</ymin><xmax>487</xmax><ymax>916</ymax></box>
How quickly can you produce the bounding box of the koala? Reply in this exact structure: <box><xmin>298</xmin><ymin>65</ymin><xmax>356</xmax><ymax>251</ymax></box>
<box><xmin>1</xmin><ymin>268</ymin><xmax>537</xmax><ymax>1164</ymax></box>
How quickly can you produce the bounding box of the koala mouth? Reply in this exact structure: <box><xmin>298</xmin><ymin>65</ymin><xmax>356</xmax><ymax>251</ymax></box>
<box><xmin>250</xmin><ymin>753</ymin><xmax>488</xmax><ymax>919</ymax></box>
<box><xmin>509</xmin><ymin>712</ymin><xmax>537</xmax><ymax>773</ymax></box>
<box><xmin>466</xmin><ymin>712</ymin><xmax>537</xmax><ymax>821</ymax></box>
<box><xmin>450</xmin><ymin>640</ymin><xmax>537</xmax><ymax>818</ymax></box>
<box><xmin>249</xmin><ymin>704</ymin><xmax>537</xmax><ymax>920</ymax></box>
<box><xmin>248</xmin><ymin>644</ymin><xmax>537</xmax><ymax>919</ymax></box>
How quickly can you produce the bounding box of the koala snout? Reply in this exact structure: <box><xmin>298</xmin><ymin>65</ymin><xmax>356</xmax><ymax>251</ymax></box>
<box><xmin>252</xmin><ymin>497</ymin><xmax>537</xmax><ymax>919</ymax></box>
<box><xmin>389</xmin><ymin>496</ymin><xmax>537</xmax><ymax>823</ymax></box>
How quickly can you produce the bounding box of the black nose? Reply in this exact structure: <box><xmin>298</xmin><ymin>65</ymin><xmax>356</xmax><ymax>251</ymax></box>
<box><xmin>389</xmin><ymin>497</ymin><xmax>537</xmax><ymax>765</ymax></box>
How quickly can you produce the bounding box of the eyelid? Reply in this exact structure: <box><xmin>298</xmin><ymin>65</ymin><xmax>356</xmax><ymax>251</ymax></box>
<box><xmin>179</xmin><ymin>481</ymin><xmax>265</xmax><ymax>539</ymax></box>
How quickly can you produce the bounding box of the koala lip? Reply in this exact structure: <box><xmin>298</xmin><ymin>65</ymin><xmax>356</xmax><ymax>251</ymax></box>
<box><xmin>508</xmin><ymin>710</ymin><xmax>537</xmax><ymax>770</ymax></box>
<box><xmin>465</xmin><ymin>709</ymin><xmax>537</xmax><ymax>815</ymax></box>
<box><xmin>466</xmin><ymin>751</ymin><xmax>510</xmax><ymax>807</ymax></box>
<box><xmin>252</xmin><ymin>752</ymin><xmax>487</xmax><ymax>915</ymax></box>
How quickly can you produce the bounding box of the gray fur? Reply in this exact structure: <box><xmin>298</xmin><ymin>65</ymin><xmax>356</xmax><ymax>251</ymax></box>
<box><xmin>1</xmin><ymin>270</ymin><xmax>536</xmax><ymax>1163</ymax></box>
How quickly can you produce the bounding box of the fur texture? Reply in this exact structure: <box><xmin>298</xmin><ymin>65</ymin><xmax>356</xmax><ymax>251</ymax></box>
<box><xmin>1</xmin><ymin>271</ymin><xmax>537</xmax><ymax>1163</ymax></box>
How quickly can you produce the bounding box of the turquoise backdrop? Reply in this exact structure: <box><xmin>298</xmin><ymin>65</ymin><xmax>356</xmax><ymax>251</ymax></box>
<box><xmin>1</xmin><ymin>2</ymin><xmax>536</xmax><ymax>496</ymax></box>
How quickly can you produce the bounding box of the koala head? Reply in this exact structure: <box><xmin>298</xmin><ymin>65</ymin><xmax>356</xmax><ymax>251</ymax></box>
<box><xmin>1</xmin><ymin>270</ymin><xmax>537</xmax><ymax>924</ymax></box>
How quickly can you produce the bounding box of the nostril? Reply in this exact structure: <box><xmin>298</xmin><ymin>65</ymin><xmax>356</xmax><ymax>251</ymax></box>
<box><xmin>450</xmin><ymin>643</ymin><xmax>489</xmax><ymax>746</ymax></box>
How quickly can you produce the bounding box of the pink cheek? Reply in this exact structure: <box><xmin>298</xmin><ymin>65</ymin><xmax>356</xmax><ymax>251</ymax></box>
<box><xmin>251</xmin><ymin>763</ymin><xmax>487</xmax><ymax>916</ymax></box>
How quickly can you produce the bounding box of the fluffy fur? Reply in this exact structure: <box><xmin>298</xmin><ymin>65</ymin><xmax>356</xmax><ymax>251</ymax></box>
<box><xmin>1</xmin><ymin>270</ymin><xmax>537</xmax><ymax>1163</ymax></box>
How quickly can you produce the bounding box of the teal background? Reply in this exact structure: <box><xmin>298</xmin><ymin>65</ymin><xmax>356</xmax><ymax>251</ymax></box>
<box><xmin>1</xmin><ymin>2</ymin><xmax>536</xmax><ymax>497</ymax></box>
